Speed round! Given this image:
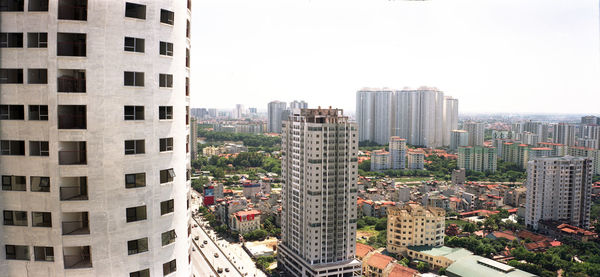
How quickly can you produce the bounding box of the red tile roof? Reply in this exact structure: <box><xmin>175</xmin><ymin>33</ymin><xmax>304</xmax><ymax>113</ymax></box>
<box><xmin>366</xmin><ymin>253</ymin><xmax>395</xmax><ymax>270</ymax></box>
<box><xmin>388</xmin><ymin>264</ymin><xmax>418</xmax><ymax>277</ymax></box>
<box><xmin>355</xmin><ymin>243</ymin><xmax>375</xmax><ymax>258</ymax></box>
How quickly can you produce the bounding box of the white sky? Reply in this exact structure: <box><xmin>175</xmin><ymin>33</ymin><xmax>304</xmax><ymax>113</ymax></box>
<box><xmin>190</xmin><ymin>0</ymin><xmax>600</xmax><ymax>114</ymax></box>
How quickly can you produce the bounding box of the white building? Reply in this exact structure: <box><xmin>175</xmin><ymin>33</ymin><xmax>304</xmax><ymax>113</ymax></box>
<box><xmin>373</xmin><ymin>90</ymin><xmax>393</xmax><ymax>145</ymax></box>
<box><xmin>356</xmin><ymin>90</ymin><xmax>376</xmax><ymax>142</ymax></box>
<box><xmin>407</xmin><ymin>150</ymin><xmax>425</xmax><ymax>170</ymax></box>
<box><xmin>371</xmin><ymin>150</ymin><xmax>390</xmax><ymax>172</ymax></box>
<box><xmin>0</xmin><ymin>1</ymin><xmax>192</xmax><ymax>276</ymax></box>
<box><xmin>229</xmin><ymin>210</ymin><xmax>261</xmax><ymax>235</ymax></box>
<box><xmin>463</xmin><ymin>122</ymin><xmax>485</xmax><ymax>146</ymax></box>
<box><xmin>443</xmin><ymin>97</ymin><xmax>459</xmax><ymax>147</ymax></box>
<box><xmin>525</xmin><ymin>156</ymin><xmax>593</xmax><ymax>230</ymax></box>
<box><xmin>449</xmin><ymin>130</ymin><xmax>469</xmax><ymax>151</ymax></box>
<box><xmin>279</xmin><ymin>108</ymin><xmax>361</xmax><ymax>277</ymax></box>
<box><xmin>389</xmin><ymin>136</ymin><xmax>407</xmax><ymax>170</ymax></box>
<box><xmin>552</xmin><ymin>123</ymin><xmax>576</xmax><ymax>146</ymax></box>
<box><xmin>289</xmin><ymin>100</ymin><xmax>308</xmax><ymax>110</ymax></box>
<box><xmin>267</xmin><ymin>100</ymin><xmax>287</xmax><ymax>133</ymax></box>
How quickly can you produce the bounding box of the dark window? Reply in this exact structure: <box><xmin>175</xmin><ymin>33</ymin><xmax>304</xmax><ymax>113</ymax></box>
<box><xmin>58</xmin><ymin>105</ymin><xmax>86</xmax><ymax>129</ymax></box>
<box><xmin>163</xmin><ymin>259</ymin><xmax>176</xmax><ymax>276</ymax></box>
<box><xmin>161</xmin><ymin>230</ymin><xmax>176</xmax><ymax>246</ymax></box>
<box><xmin>124</xmin><ymin>106</ymin><xmax>144</xmax><ymax>120</ymax></box>
<box><xmin>30</xmin><ymin>176</ymin><xmax>50</xmax><ymax>192</ymax></box>
<box><xmin>125</xmin><ymin>173</ymin><xmax>145</xmax><ymax>188</ymax></box>
<box><xmin>27</xmin><ymin>32</ymin><xmax>47</xmax><ymax>48</ymax></box>
<box><xmin>124</xmin><ymin>37</ymin><xmax>144</xmax><ymax>53</ymax></box>
<box><xmin>187</xmin><ymin>0</ymin><xmax>191</xmax><ymax>11</ymax></box>
<box><xmin>159</xmin><ymin>138</ymin><xmax>173</xmax><ymax>152</ymax></box>
<box><xmin>126</xmin><ymin>206</ymin><xmax>147</xmax><ymax>222</ymax></box>
<box><xmin>31</xmin><ymin>212</ymin><xmax>52</xmax><ymax>227</ymax></box>
<box><xmin>124</xmin><ymin>71</ymin><xmax>144</xmax><ymax>86</ymax></box>
<box><xmin>0</xmin><ymin>69</ymin><xmax>23</xmax><ymax>84</ymax></box>
<box><xmin>57</xmin><ymin>33</ymin><xmax>86</xmax><ymax>56</ymax></box>
<box><xmin>159</xmin><ymin>41</ymin><xmax>173</xmax><ymax>56</ymax></box>
<box><xmin>0</xmin><ymin>105</ymin><xmax>25</xmax><ymax>120</ymax></box>
<box><xmin>160</xmin><ymin>199</ymin><xmax>174</xmax><ymax>215</ymax></box>
<box><xmin>185</xmin><ymin>77</ymin><xmax>189</xmax><ymax>96</ymax></box>
<box><xmin>57</xmin><ymin>69</ymin><xmax>86</xmax><ymax>92</ymax></box>
<box><xmin>2</xmin><ymin>175</ymin><xmax>26</xmax><ymax>191</ymax></box>
<box><xmin>186</xmin><ymin>20</ymin><xmax>190</xmax><ymax>38</ymax></box>
<box><xmin>127</xmin><ymin>237</ymin><xmax>148</xmax><ymax>255</ymax></box>
<box><xmin>159</xmin><ymin>106</ymin><xmax>173</xmax><ymax>120</ymax></box>
<box><xmin>3</xmin><ymin>210</ymin><xmax>27</xmax><ymax>226</ymax></box>
<box><xmin>124</xmin><ymin>140</ymin><xmax>145</xmax><ymax>155</ymax></box>
<box><xmin>58</xmin><ymin>0</ymin><xmax>87</xmax><ymax>20</ymax></box>
<box><xmin>34</xmin><ymin>246</ymin><xmax>54</xmax><ymax>261</ymax></box>
<box><xmin>160</xmin><ymin>9</ymin><xmax>174</xmax><ymax>25</ymax></box>
<box><xmin>28</xmin><ymin>0</ymin><xmax>48</xmax><ymax>11</ymax></box>
<box><xmin>0</xmin><ymin>140</ymin><xmax>25</xmax><ymax>155</ymax></box>
<box><xmin>130</xmin><ymin>269</ymin><xmax>150</xmax><ymax>277</ymax></box>
<box><xmin>0</xmin><ymin>0</ymin><xmax>24</xmax><ymax>11</ymax></box>
<box><xmin>28</xmin><ymin>68</ymin><xmax>47</xmax><ymax>84</ymax></box>
<box><xmin>5</xmin><ymin>245</ymin><xmax>29</xmax><ymax>260</ymax></box>
<box><xmin>160</xmin><ymin>168</ymin><xmax>175</xmax><ymax>184</ymax></box>
<box><xmin>186</xmin><ymin>48</ymin><xmax>190</xmax><ymax>68</ymax></box>
<box><xmin>159</xmin><ymin>74</ymin><xmax>173</xmax><ymax>88</ymax></box>
<box><xmin>29</xmin><ymin>141</ymin><xmax>49</xmax><ymax>156</ymax></box>
<box><xmin>0</xmin><ymin>33</ymin><xmax>23</xmax><ymax>48</ymax></box>
<box><xmin>125</xmin><ymin>2</ymin><xmax>145</xmax><ymax>19</ymax></box>
<box><xmin>29</xmin><ymin>105</ymin><xmax>48</xmax><ymax>120</ymax></box>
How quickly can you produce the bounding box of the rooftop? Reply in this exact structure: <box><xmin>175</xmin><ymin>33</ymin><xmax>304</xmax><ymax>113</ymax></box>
<box><xmin>367</xmin><ymin>253</ymin><xmax>395</xmax><ymax>270</ymax></box>
<box><xmin>388</xmin><ymin>264</ymin><xmax>418</xmax><ymax>277</ymax></box>
<box><xmin>356</xmin><ymin>243</ymin><xmax>375</xmax><ymax>258</ymax></box>
<box><xmin>446</xmin><ymin>255</ymin><xmax>536</xmax><ymax>277</ymax></box>
<box><xmin>408</xmin><ymin>246</ymin><xmax>472</xmax><ymax>261</ymax></box>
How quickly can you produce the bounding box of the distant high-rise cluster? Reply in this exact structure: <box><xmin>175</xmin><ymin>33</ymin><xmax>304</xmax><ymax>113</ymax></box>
<box><xmin>356</xmin><ymin>87</ymin><xmax>458</xmax><ymax>148</ymax></box>
<box><xmin>267</xmin><ymin>100</ymin><xmax>308</xmax><ymax>133</ymax></box>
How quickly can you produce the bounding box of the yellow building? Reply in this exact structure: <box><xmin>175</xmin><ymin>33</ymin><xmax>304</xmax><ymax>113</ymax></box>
<box><xmin>229</xmin><ymin>210</ymin><xmax>261</xmax><ymax>234</ymax></box>
<box><xmin>386</xmin><ymin>204</ymin><xmax>445</xmax><ymax>256</ymax></box>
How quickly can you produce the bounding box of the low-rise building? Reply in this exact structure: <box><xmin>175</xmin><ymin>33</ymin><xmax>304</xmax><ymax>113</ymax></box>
<box><xmin>387</xmin><ymin>204</ymin><xmax>445</xmax><ymax>255</ymax></box>
<box><xmin>230</xmin><ymin>209</ymin><xmax>261</xmax><ymax>234</ymax></box>
<box><xmin>446</xmin><ymin>255</ymin><xmax>536</xmax><ymax>277</ymax></box>
<box><xmin>405</xmin><ymin>246</ymin><xmax>472</xmax><ymax>269</ymax></box>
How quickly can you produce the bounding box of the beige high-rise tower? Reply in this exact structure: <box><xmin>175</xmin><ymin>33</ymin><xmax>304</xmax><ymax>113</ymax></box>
<box><xmin>0</xmin><ymin>1</ymin><xmax>192</xmax><ymax>276</ymax></box>
<box><xmin>278</xmin><ymin>108</ymin><xmax>361</xmax><ymax>277</ymax></box>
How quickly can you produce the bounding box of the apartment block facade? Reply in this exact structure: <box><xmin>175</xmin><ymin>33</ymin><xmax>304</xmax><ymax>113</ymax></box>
<box><xmin>457</xmin><ymin>146</ymin><xmax>497</xmax><ymax>172</ymax></box>
<box><xmin>386</xmin><ymin>204</ymin><xmax>445</xmax><ymax>255</ymax></box>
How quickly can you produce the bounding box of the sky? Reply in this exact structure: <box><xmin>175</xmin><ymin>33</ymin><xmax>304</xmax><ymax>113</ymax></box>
<box><xmin>190</xmin><ymin>0</ymin><xmax>600</xmax><ymax>114</ymax></box>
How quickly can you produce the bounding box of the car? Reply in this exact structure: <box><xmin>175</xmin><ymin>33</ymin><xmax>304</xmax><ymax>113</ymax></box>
<box><xmin>194</xmin><ymin>224</ymin><xmax>198</xmax><ymax>227</ymax></box>
<box><xmin>200</xmin><ymin>244</ymin><xmax>204</xmax><ymax>248</ymax></box>
<box><xmin>217</xmin><ymin>268</ymin><xmax>223</xmax><ymax>273</ymax></box>
<box><xmin>194</xmin><ymin>236</ymin><xmax>199</xmax><ymax>240</ymax></box>
<box><xmin>192</xmin><ymin>248</ymin><xmax>195</xmax><ymax>252</ymax></box>
<box><xmin>203</xmin><ymin>240</ymin><xmax>208</xmax><ymax>244</ymax></box>
<box><xmin>225</xmin><ymin>268</ymin><xmax>230</xmax><ymax>272</ymax></box>
<box><xmin>214</xmin><ymin>253</ymin><xmax>219</xmax><ymax>258</ymax></box>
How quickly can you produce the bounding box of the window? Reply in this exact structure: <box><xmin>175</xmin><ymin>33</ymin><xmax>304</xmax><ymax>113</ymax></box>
<box><xmin>127</xmin><ymin>237</ymin><xmax>148</xmax><ymax>255</ymax></box>
<box><xmin>130</xmin><ymin>269</ymin><xmax>150</xmax><ymax>277</ymax></box>
<box><xmin>0</xmin><ymin>105</ymin><xmax>24</xmax><ymax>120</ymax></box>
<box><xmin>186</xmin><ymin>20</ymin><xmax>191</xmax><ymax>38</ymax></box>
<box><xmin>0</xmin><ymin>33</ymin><xmax>23</xmax><ymax>48</ymax></box>
<box><xmin>2</xmin><ymin>175</ymin><xmax>26</xmax><ymax>191</ymax></box>
<box><xmin>31</xmin><ymin>176</ymin><xmax>50</xmax><ymax>192</ymax></box>
<box><xmin>32</xmin><ymin>212</ymin><xmax>52</xmax><ymax>227</ymax></box>
<box><xmin>27</xmin><ymin>69</ymin><xmax>47</xmax><ymax>84</ymax></box>
<box><xmin>125</xmin><ymin>173</ymin><xmax>145</xmax><ymax>188</ymax></box>
<box><xmin>28</xmin><ymin>0</ymin><xmax>48</xmax><ymax>11</ymax></box>
<box><xmin>186</xmin><ymin>48</ymin><xmax>190</xmax><ymax>68</ymax></box>
<box><xmin>1</xmin><ymin>140</ymin><xmax>25</xmax><ymax>155</ymax></box>
<box><xmin>57</xmin><ymin>33</ymin><xmax>86</xmax><ymax>56</ymax></box>
<box><xmin>29</xmin><ymin>141</ymin><xmax>49</xmax><ymax>156</ymax></box>
<box><xmin>160</xmin><ymin>199</ymin><xmax>174</xmax><ymax>215</ymax></box>
<box><xmin>124</xmin><ymin>71</ymin><xmax>144</xmax><ymax>87</ymax></box>
<box><xmin>29</xmin><ymin>105</ymin><xmax>48</xmax><ymax>120</ymax></box>
<box><xmin>124</xmin><ymin>106</ymin><xmax>144</xmax><ymax>120</ymax></box>
<box><xmin>125</xmin><ymin>2</ymin><xmax>145</xmax><ymax>19</ymax></box>
<box><xmin>58</xmin><ymin>105</ymin><xmax>86</xmax><ymax>129</ymax></box>
<box><xmin>5</xmin><ymin>245</ymin><xmax>29</xmax><ymax>261</ymax></box>
<box><xmin>58</xmin><ymin>69</ymin><xmax>86</xmax><ymax>92</ymax></box>
<box><xmin>185</xmin><ymin>77</ymin><xmax>189</xmax><ymax>96</ymax></box>
<box><xmin>159</xmin><ymin>74</ymin><xmax>173</xmax><ymax>88</ymax></box>
<box><xmin>0</xmin><ymin>69</ymin><xmax>23</xmax><ymax>83</ymax></box>
<box><xmin>58</xmin><ymin>0</ymin><xmax>87</xmax><ymax>20</ymax></box>
<box><xmin>124</xmin><ymin>37</ymin><xmax>144</xmax><ymax>53</ymax></box>
<box><xmin>160</xmin><ymin>9</ymin><xmax>174</xmax><ymax>25</ymax></box>
<box><xmin>0</xmin><ymin>0</ymin><xmax>24</xmax><ymax>11</ymax></box>
<box><xmin>163</xmin><ymin>259</ymin><xmax>176</xmax><ymax>276</ymax></box>
<box><xmin>161</xmin><ymin>230</ymin><xmax>176</xmax><ymax>246</ymax></box>
<box><xmin>160</xmin><ymin>169</ymin><xmax>175</xmax><ymax>184</ymax></box>
<box><xmin>126</xmin><ymin>205</ymin><xmax>147</xmax><ymax>222</ymax></box>
<box><xmin>27</xmin><ymin>32</ymin><xmax>47</xmax><ymax>48</ymax></box>
<box><xmin>34</xmin><ymin>246</ymin><xmax>54</xmax><ymax>261</ymax></box>
<box><xmin>3</xmin><ymin>210</ymin><xmax>27</xmax><ymax>226</ymax></box>
<box><xmin>159</xmin><ymin>41</ymin><xmax>173</xmax><ymax>56</ymax></box>
<box><xmin>159</xmin><ymin>106</ymin><xmax>173</xmax><ymax>120</ymax></box>
<box><xmin>159</xmin><ymin>138</ymin><xmax>173</xmax><ymax>152</ymax></box>
<box><xmin>124</xmin><ymin>140</ymin><xmax>145</xmax><ymax>155</ymax></box>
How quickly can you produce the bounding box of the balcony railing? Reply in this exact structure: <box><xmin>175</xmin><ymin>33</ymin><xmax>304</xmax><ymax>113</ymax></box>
<box><xmin>62</xmin><ymin>221</ymin><xmax>90</xmax><ymax>235</ymax></box>
<box><xmin>60</xmin><ymin>186</ymin><xmax>88</xmax><ymax>201</ymax></box>
<box><xmin>59</xmin><ymin>150</ymin><xmax>87</xmax><ymax>165</ymax></box>
<box><xmin>58</xmin><ymin>77</ymin><xmax>86</xmax><ymax>93</ymax></box>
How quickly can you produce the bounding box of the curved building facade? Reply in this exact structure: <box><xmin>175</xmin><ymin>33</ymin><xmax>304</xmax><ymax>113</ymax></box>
<box><xmin>0</xmin><ymin>0</ymin><xmax>192</xmax><ymax>276</ymax></box>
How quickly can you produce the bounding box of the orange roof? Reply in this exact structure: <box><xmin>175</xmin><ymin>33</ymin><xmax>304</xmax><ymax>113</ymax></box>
<box><xmin>233</xmin><ymin>209</ymin><xmax>261</xmax><ymax>217</ymax></box>
<box><xmin>489</xmin><ymin>231</ymin><xmax>517</xmax><ymax>241</ymax></box>
<box><xmin>517</xmin><ymin>230</ymin><xmax>549</xmax><ymax>242</ymax></box>
<box><xmin>366</xmin><ymin>253</ymin><xmax>395</xmax><ymax>270</ymax></box>
<box><xmin>388</xmin><ymin>264</ymin><xmax>418</xmax><ymax>277</ymax></box>
<box><xmin>355</xmin><ymin>243</ymin><xmax>375</xmax><ymax>258</ymax></box>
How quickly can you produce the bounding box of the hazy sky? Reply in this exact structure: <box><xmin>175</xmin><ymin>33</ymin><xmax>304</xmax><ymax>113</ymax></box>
<box><xmin>190</xmin><ymin>0</ymin><xmax>600</xmax><ymax>114</ymax></box>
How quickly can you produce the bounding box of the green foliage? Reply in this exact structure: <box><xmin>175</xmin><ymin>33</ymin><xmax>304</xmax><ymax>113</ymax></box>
<box><xmin>243</xmin><ymin>229</ymin><xmax>269</xmax><ymax>241</ymax></box>
<box><xmin>199</xmin><ymin>130</ymin><xmax>281</xmax><ymax>152</ymax></box>
<box><xmin>358</xmin><ymin>160</ymin><xmax>371</xmax><ymax>172</ymax></box>
<box><xmin>256</xmin><ymin>255</ymin><xmax>276</xmax><ymax>271</ymax></box>
<box><xmin>445</xmin><ymin>235</ymin><xmax>511</xmax><ymax>258</ymax></box>
<box><xmin>374</xmin><ymin>218</ymin><xmax>387</xmax><ymax>231</ymax></box>
<box><xmin>425</xmin><ymin>155</ymin><xmax>456</xmax><ymax>181</ymax></box>
<box><xmin>366</xmin><ymin>230</ymin><xmax>387</xmax><ymax>248</ymax></box>
<box><xmin>399</xmin><ymin>257</ymin><xmax>410</xmax><ymax>266</ymax></box>
<box><xmin>416</xmin><ymin>262</ymin><xmax>431</xmax><ymax>273</ymax></box>
<box><xmin>263</xmin><ymin>215</ymin><xmax>281</xmax><ymax>237</ymax></box>
<box><xmin>593</xmin><ymin>175</ymin><xmax>600</xmax><ymax>183</ymax></box>
<box><xmin>466</xmin><ymin>160</ymin><xmax>526</xmax><ymax>182</ymax></box>
<box><xmin>462</xmin><ymin>222</ymin><xmax>478</xmax><ymax>233</ymax></box>
<box><xmin>438</xmin><ymin>267</ymin><xmax>446</xmax><ymax>275</ymax></box>
<box><xmin>191</xmin><ymin>177</ymin><xmax>210</xmax><ymax>192</ymax></box>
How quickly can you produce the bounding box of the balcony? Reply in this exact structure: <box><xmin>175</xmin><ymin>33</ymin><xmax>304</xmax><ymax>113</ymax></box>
<box><xmin>60</xmin><ymin>177</ymin><xmax>88</xmax><ymax>200</ymax></box>
<box><xmin>58</xmin><ymin>141</ymin><xmax>86</xmax><ymax>165</ymax></box>
<box><xmin>57</xmin><ymin>33</ymin><xmax>86</xmax><ymax>57</ymax></box>
<box><xmin>58</xmin><ymin>105</ymin><xmax>86</xmax><ymax>129</ymax></box>
<box><xmin>62</xmin><ymin>212</ymin><xmax>89</xmax><ymax>235</ymax></box>
<box><xmin>58</xmin><ymin>70</ymin><xmax>86</xmax><ymax>93</ymax></box>
<box><xmin>63</xmin><ymin>246</ymin><xmax>92</xmax><ymax>269</ymax></box>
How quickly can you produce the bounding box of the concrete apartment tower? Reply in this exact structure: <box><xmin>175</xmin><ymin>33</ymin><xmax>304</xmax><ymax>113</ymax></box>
<box><xmin>525</xmin><ymin>156</ymin><xmax>593</xmax><ymax>230</ymax></box>
<box><xmin>386</xmin><ymin>204</ymin><xmax>445</xmax><ymax>255</ymax></box>
<box><xmin>0</xmin><ymin>1</ymin><xmax>192</xmax><ymax>276</ymax></box>
<box><xmin>462</xmin><ymin>121</ymin><xmax>485</xmax><ymax>146</ymax></box>
<box><xmin>267</xmin><ymin>100</ymin><xmax>287</xmax><ymax>133</ymax></box>
<box><xmin>449</xmin><ymin>130</ymin><xmax>469</xmax><ymax>151</ymax></box>
<box><xmin>389</xmin><ymin>136</ymin><xmax>406</xmax><ymax>170</ymax></box>
<box><xmin>279</xmin><ymin>108</ymin><xmax>361</xmax><ymax>277</ymax></box>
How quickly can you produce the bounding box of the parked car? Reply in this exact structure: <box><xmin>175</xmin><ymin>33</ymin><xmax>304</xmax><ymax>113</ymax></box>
<box><xmin>214</xmin><ymin>253</ymin><xmax>219</xmax><ymax>258</ymax></box>
<box><xmin>203</xmin><ymin>240</ymin><xmax>208</xmax><ymax>244</ymax></box>
<box><xmin>194</xmin><ymin>236</ymin><xmax>199</xmax><ymax>240</ymax></box>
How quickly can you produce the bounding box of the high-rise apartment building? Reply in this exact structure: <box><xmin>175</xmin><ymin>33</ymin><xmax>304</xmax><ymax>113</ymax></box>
<box><xmin>407</xmin><ymin>149</ymin><xmax>425</xmax><ymax>170</ymax></box>
<box><xmin>581</xmin><ymin>115</ymin><xmax>600</xmax><ymax>125</ymax></box>
<box><xmin>443</xmin><ymin>97</ymin><xmax>459</xmax><ymax>147</ymax></box>
<box><xmin>502</xmin><ymin>142</ymin><xmax>530</xmax><ymax>169</ymax></box>
<box><xmin>386</xmin><ymin>204</ymin><xmax>445</xmax><ymax>255</ymax></box>
<box><xmin>234</xmin><ymin>104</ymin><xmax>245</xmax><ymax>118</ymax></box>
<box><xmin>462</xmin><ymin>122</ymin><xmax>484</xmax><ymax>146</ymax></box>
<box><xmin>0</xmin><ymin>1</ymin><xmax>192</xmax><ymax>276</ymax></box>
<box><xmin>373</xmin><ymin>90</ymin><xmax>393</xmax><ymax>145</ymax></box>
<box><xmin>267</xmin><ymin>100</ymin><xmax>287</xmax><ymax>133</ymax></box>
<box><xmin>290</xmin><ymin>100</ymin><xmax>308</xmax><ymax>110</ymax></box>
<box><xmin>278</xmin><ymin>108</ymin><xmax>361</xmax><ymax>277</ymax></box>
<box><xmin>190</xmin><ymin>117</ymin><xmax>198</xmax><ymax>160</ymax></box>
<box><xmin>389</xmin><ymin>136</ymin><xmax>407</xmax><ymax>170</ymax></box>
<box><xmin>371</xmin><ymin>150</ymin><xmax>391</xmax><ymax>172</ymax></box>
<box><xmin>552</xmin><ymin>123</ymin><xmax>576</xmax><ymax>146</ymax></box>
<box><xmin>457</xmin><ymin>146</ymin><xmax>497</xmax><ymax>172</ymax></box>
<box><xmin>449</xmin><ymin>130</ymin><xmax>469</xmax><ymax>151</ymax></box>
<box><xmin>356</xmin><ymin>90</ymin><xmax>376</xmax><ymax>142</ymax></box>
<box><xmin>525</xmin><ymin>156</ymin><xmax>593</xmax><ymax>230</ymax></box>
<box><xmin>568</xmin><ymin>146</ymin><xmax>600</xmax><ymax>175</ymax></box>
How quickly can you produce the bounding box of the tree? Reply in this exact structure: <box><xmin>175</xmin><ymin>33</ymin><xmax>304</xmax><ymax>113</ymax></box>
<box><xmin>375</xmin><ymin>218</ymin><xmax>387</xmax><ymax>231</ymax></box>
<box><xmin>416</xmin><ymin>262</ymin><xmax>431</xmax><ymax>273</ymax></box>
<box><xmin>462</xmin><ymin>222</ymin><xmax>478</xmax><ymax>233</ymax></box>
